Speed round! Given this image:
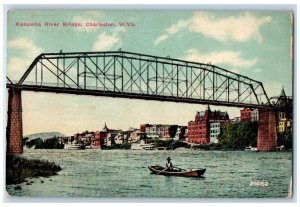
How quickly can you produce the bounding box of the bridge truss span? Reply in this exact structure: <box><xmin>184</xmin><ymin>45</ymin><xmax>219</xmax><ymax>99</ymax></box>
<box><xmin>11</xmin><ymin>51</ymin><xmax>270</xmax><ymax>108</ymax></box>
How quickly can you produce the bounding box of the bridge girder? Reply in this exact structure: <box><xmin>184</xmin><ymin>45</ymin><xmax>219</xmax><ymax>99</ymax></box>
<box><xmin>8</xmin><ymin>51</ymin><xmax>272</xmax><ymax>108</ymax></box>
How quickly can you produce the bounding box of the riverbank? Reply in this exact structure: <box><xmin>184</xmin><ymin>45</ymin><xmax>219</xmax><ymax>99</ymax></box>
<box><xmin>6</xmin><ymin>155</ymin><xmax>62</xmax><ymax>185</ymax></box>
<box><xmin>92</xmin><ymin>141</ymin><xmax>292</xmax><ymax>151</ymax></box>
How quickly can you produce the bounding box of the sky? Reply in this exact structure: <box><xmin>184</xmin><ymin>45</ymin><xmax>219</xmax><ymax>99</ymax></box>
<box><xmin>6</xmin><ymin>10</ymin><xmax>293</xmax><ymax>136</ymax></box>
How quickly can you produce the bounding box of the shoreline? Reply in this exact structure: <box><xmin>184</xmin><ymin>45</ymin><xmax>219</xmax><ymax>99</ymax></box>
<box><xmin>6</xmin><ymin>155</ymin><xmax>62</xmax><ymax>186</ymax></box>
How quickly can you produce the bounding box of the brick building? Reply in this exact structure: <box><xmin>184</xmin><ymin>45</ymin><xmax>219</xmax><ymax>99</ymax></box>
<box><xmin>163</xmin><ymin>125</ymin><xmax>170</xmax><ymax>138</ymax></box>
<box><xmin>96</xmin><ymin>123</ymin><xmax>120</xmax><ymax>146</ymax></box>
<box><xmin>140</xmin><ymin>124</ymin><xmax>153</xmax><ymax>133</ymax></box>
<box><xmin>188</xmin><ymin>105</ymin><xmax>229</xmax><ymax>144</ymax></box>
<box><xmin>240</xmin><ymin>108</ymin><xmax>259</xmax><ymax>122</ymax></box>
<box><xmin>240</xmin><ymin>108</ymin><xmax>252</xmax><ymax>122</ymax></box>
<box><xmin>93</xmin><ymin>131</ymin><xmax>102</xmax><ymax>148</ymax></box>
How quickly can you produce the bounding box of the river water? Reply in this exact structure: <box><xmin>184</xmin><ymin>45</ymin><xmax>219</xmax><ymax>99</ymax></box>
<box><xmin>6</xmin><ymin>149</ymin><xmax>292</xmax><ymax>198</ymax></box>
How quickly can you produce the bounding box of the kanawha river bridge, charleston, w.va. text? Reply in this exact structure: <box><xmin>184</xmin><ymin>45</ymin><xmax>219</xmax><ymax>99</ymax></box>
<box><xmin>6</xmin><ymin>51</ymin><xmax>292</xmax><ymax>154</ymax></box>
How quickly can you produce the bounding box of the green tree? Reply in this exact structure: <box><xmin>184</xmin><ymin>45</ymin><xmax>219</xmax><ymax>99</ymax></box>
<box><xmin>277</xmin><ymin>131</ymin><xmax>292</xmax><ymax>149</ymax></box>
<box><xmin>25</xmin><ymin>138</ymin><xmax>42</xmax><ymax>149</ymax></box>
<box><xmin>34</xmin><ymin>138</ymin><xmax>44</xmax><ymax>149</ymax></box>
<box><xmin>217</xmin><ymin>122</ymin><xmax>258</xmax><ymax>150</ymax></box>
<box><xmin>25</xmin><ymin>137</ymin><xmax>64</xmax><ymax>149</ymax></box>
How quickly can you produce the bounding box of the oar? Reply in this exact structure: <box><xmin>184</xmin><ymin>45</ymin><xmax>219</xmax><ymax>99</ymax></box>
<box><xmin>173</xmin><ymin>166</ymin><xmax>186</xmax><ymax>171</ymax></box>
<box><xmin>157</xmin><ymin>168</ymin><xmax>166</xmax><ymax>174</ymax></box>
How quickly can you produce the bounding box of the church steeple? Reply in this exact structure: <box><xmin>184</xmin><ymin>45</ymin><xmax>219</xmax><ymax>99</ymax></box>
<box><xmin>280</xmin><ymin>87</ymin><xmax>287</xmax><ymax>97</ymax></box>
<box><xmin>206</xmin><ymin>104</ymin><xmax>211</xmax><ymax>112</ymax></box>
<box><xmin>103</xmin><ymin>122</ymin><xmax>109</xmax><ymax>132</ymax></box>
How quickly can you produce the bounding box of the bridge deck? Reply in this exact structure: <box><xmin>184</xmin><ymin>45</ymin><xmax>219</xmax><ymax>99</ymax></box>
<box><xmin>7</xmin><ymin>83</ymin><xmax>281</xmax><ymax>110</ymax></box>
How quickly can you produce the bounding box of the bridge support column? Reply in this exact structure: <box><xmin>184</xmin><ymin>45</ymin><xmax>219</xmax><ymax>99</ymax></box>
<box><xmin>257</xmin><ymin>110</ymin><xmax>277</xmax><ymax>151</ymax></box>
<box><xmin>6</xmin><ymin>88</ymin><xmax>23</xmax><ymax>155</ymax></box>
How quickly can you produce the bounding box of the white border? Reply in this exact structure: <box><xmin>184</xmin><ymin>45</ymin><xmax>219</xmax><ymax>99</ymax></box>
<box><xmin>1</xmin><ymin>2</ymin><xmax>299</xmax><ymax>206</ymax></box>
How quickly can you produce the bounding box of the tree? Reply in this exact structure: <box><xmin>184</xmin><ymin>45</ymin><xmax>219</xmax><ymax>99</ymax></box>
<box><xmin>26</xmin><ymin>138</ymin><xmax>42</xmax><ymax>149</ymax></box>
<box><xmin>218</xmin><ymin>123</ymin><xmax>239</xmax><ymax>149</ymax></box>
<box><xmin>217</xmin><ymin>122</ymin><xmax>258</xmax><ymax>150</ymax></box>
<box><xmin>25</xmin><ymin>137</ymin><xmax>64</xmax><ymax>149</ymax></box>
<box><xmin>168</xmin><ymin>125</ymin><xmax>178</xmax><ymax>138</ymax></box>
<box><xmin>179</xmin><ymin>126</ymin><xmax>187</xmax><ymax>140</ymax></box>
<box><xmin>277</xmin><ymin>131</ymin><xmax>292</xmax><ymax>149</ymax></box>
<box><xmin>22</xmin><ymin>137</ymin><xmax>29</xmax><ymax>146</ymax></box>
<box><xmin>34</xmin><ymin>138</ymin><xmax>44</xmax><ymax>149</ymax></box>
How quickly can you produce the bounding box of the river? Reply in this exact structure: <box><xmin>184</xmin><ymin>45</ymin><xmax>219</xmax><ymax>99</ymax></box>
<box><xmin>6</xmin><ymin>149</ymin><xmax>292</xmax><ymax>198</ymax></box>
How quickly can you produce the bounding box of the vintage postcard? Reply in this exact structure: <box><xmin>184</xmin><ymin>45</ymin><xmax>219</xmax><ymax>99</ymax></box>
<box><xmin>5</xmin><ymin>10</ymin><xmax>293</xmax><ymax>199</ymax></box>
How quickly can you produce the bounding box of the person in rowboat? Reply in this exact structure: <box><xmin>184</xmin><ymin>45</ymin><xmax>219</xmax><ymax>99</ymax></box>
<box><xmin>165</xmin><ymin>157</ymin><xmax>174</xmax><ymax>171</ymax></box>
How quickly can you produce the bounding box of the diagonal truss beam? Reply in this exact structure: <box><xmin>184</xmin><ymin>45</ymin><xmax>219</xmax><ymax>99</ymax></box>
<box><xmin>10</xmin><ymin>51</ymin><xmax>272</xmax><ymax>108</ymax></box>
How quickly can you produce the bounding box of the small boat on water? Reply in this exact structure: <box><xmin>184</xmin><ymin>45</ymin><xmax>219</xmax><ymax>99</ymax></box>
<box><xmin>85</xmin><ymin>144</ymin><xmax>101</xmax><ymax>149</ymax></box>
<box><xmin>64</xmin><ymin>143</ymin><xmax>85</xmax><ymax>150</ymax></box>
<box><xmin>148</xmin><ymin>165</ymin><xmax>206</xmax><ymax>177</ymax></box>
<box><xmin>131</xmin><ymin>140</ymin><xmax>155</xmax><ymax>150</ymax></box>
<box><xmin>245</xmin><ymin>146</ymin><xmax>258</xmax><ymax>151</ymax></box>
<box><xmin>276</xmin><ymin>145</ymin><xmax>286</xmax><ymax>151</ymax></box>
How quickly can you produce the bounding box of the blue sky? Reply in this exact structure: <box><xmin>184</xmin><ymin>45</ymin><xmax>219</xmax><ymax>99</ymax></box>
<box><xmin>6</xmin><ymin>11</ymin><xmax>293</xmax><ymax>135</ymax></box>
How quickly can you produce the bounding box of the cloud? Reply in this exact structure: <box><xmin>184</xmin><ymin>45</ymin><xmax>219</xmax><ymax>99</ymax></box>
<box><xmin>92</xmin><ymin>28</ymin><xmax>125</xmax><ymax>51</ymax></box>
<box><xmin>7</xmin><ymin>38</ymin><xmax>42</xmax><ymax>81</ymax></box>
<box><xmin>154</xmin><ymin>12</ymin><xmax>272</xmax><ymax>45</ymax></box>
<box><xmin>93</xmin><ymin>33</ymin><xmax>120</xmax><ymax>51</ymax></box>
<box><xmin>154</xmin><ymin>34</ymin><xmax>168</xmax><ymax>45</ymax></box>
<box><xmin>166</xmin><ymin>19</ymin><xmax>189</xmax><ymax>35</ymax></box>
<box><xmin>8</xmin><ymin>38</ymin><xmax>42</xmax><ymax>56</ymax></box>
<box><xmin>190</xmin><ymin>12</ymin><xmax>272</xmax><ymax>42</ymax></box>
<box><xmin>181</xmin><ymin>48</ymin><xmax>258</xmax><ymax>69</ymax></box>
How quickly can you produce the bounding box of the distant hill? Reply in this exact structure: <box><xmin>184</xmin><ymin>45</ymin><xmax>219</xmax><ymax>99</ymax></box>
<box><xmin>24</xmin><ymin>132</ymin><xmax>66</xmax><ymax>140</ymax></box>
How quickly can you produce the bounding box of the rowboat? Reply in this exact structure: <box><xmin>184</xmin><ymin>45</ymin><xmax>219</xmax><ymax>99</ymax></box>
<box><xmin>148</xmin><ymin>165</ymin><xmax>206</xmax><ymax>177</ymax></box>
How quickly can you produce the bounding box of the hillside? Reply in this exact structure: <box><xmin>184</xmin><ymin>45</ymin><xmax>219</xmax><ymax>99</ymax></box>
<box><xmin>24</xmin><ymin>132</ymin><xmax>66</xmax><ymax>140</ymax></box>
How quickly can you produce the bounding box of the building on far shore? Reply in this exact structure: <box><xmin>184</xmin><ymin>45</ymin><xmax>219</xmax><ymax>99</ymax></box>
<box><xmin>129</xmin><ymin>128</ymin><xmax>145</xmax><ymax>143</ymax></box>
<box><xmin>176</xmin><ymin>126</ymin><xmax>188</xmax><ymax>141</ymax></box>
<box><xmin>251</xmin><ymin>109</ymin><xmax>259</xmax><ymax>122</ymax></box>
<box><xmin>210</xmin><ymin>122</ymin><xmax>220</xmax><ymax>144</ymax></box>
<box><xmin>240</xmin><ymin>108</ymin><xmax>259</xmax><ymax>122</ymax></box>
<box><xmin>74</xmin><ymin>131</ymin><xmax>95</xmax><ymax>145</ymax></box>
<box><xmin>278</xmin><ymin>118</ymin><xmax>292</xmax><ymax>133</ymax></box>
<box><xmin>275</xmin><ymin>88</ymin><xmax>293</xmax><ymax>134</ymax></box>
<box><xmin>188</xmin><ymin>105</ymin><xmax>229</xmax><ymax>144</ymax></box>
<box><xmin>163</xmin><ymin>125</ymin><xmax>170</xmax><ymax>138</ymax></box>
<box><xmin>230</xmin><ymin>117</ymin><xmax>241</xmax><ymax>123</ymax></box>
<box><xmin>140</xmin><ymin>124</ymin><xmax>152</xmax><ymax>133</ymax></box>
<box><xmin>93</xmin><ymin>131</ymin><xmax>101</xmax><ymax>148</ymax></box>
<box><xmin>139</xmin><ymin>123</ymin><xmax>188</xmax><ymax>141</ymax></box>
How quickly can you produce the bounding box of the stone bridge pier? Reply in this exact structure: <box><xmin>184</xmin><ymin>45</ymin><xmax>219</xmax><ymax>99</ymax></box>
<box><xmin>6</xmin><ymin>87</ymin><xmax>23</xmax><ymax>154</ymax></box>
<box><xmin>257</xmin><ymin>109</ymin><xmax>277</xmax><ymax>151</ymax></box>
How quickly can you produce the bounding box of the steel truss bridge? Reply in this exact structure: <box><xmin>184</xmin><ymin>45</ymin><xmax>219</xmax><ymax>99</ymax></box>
<box><xmin>6</xmin><ymin>51</ymin><xmax>286</xmax><ymax>110</ymax></box>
